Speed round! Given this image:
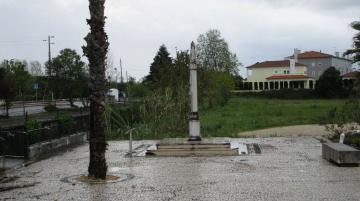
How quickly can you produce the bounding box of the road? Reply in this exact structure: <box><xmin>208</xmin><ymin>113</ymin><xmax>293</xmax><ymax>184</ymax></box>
<box><xmin>0</xmin><ymin>100</ymin><xmax>83</xmax><ymax>117</ymax></box>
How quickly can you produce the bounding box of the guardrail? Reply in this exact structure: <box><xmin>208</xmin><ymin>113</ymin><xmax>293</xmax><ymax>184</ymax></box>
<box><xmin>0</xmin><ymin>114</ymin><xmax>89</xmax><ymax>159</ymax></box>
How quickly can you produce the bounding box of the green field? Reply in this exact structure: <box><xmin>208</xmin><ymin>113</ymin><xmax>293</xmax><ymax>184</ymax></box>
<box><xmin>201</xmin><ymin>97</ymin><xmax>346</xmax><ymax>137</ymax></box>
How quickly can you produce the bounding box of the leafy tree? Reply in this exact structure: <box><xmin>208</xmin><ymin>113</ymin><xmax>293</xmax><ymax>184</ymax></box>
<box><xmin>6</xmin><ymin>60</ymin><xmax>32</xmax><ymax>98</ymax></box>
<box><xmin>51</xmin><ymin>48</ymin><xmax>86</xmax><ymax>106</ymax></box>
<box><xmin>343</xmin><ymin>21</ymin><xmax>360</xmax><ymax>64</ymax></box>
<box><xmin>29</xmin><ymin>61</ymin><xmax>43</xmax><ymax>76</ymax></box>
<box><xmin>316</xmin><ymin>67</ymin><xmax>344</xmax><ymax>98</ymax></box>
<box><xmin>196</xmin><ymin>29</ymin><xmax>240</xmax><ymax>75</ymax></box>
<box><xmin>144</xmin><ymin>45</ymin><xmax>173</xmax><ymax>89</ymax></box>
<box><xmin>0</xmin><ymin>67</ymin><xmax>14</xmax><ymax>117</ymax></box>
<box><xmin>83</xmin><ymin>0</ymin><xmax>108</xmax><ymax>180</ymax></box>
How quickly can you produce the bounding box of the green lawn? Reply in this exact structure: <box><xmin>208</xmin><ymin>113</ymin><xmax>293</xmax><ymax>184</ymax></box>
<box><xmin>201</xmin><ymin>97</ymin><xmax>346</xmax><ymax>137</ymax></box>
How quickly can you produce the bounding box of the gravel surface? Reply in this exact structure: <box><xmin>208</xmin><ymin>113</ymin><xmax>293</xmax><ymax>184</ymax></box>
<box><xmin>1</xmin><ymin>137</ymin><xmax>359</xmax><ymax>201</ymax></box>
<box><xmin>238</xmin><ymin>124</ymin><xmax>329</xmax><ymax>137</ymax></box>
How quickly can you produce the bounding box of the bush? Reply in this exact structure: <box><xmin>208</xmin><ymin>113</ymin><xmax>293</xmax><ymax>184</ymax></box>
<box><xmin>199</xmin><ymin>70</ymin><xmax>234</xmax><ymax>108</ymax></box>
<box><xmin>44</xmin><ymin>104</ymin><xmax>57</xmax><ymax>112</ymax></box>
<box><xmin>316</xmin><ymin>67</ymin><xmax>347</xmax><ymax>98</ymax></box>
<box><xmin>25</xmin><ymin>119</ymin><xmax>41</xmax><ymax>144</ymax></box>
<box><xmin>56</xmin><ymin>113</ymin><xmax>74</xmax><ymax>135</ymax></box>
<box><xmin>322</xmin><ymin>99</ymin><xmax>360</xmax><ymax>147</ymax></box>
<box><xmin>234</xmin><ymin>89</ymin><xmax>318</xmax><ymax>99</ymax></box>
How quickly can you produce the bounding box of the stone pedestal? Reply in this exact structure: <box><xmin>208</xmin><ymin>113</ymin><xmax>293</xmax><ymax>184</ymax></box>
<box><xmin>322</xmin><ymin>143</ymin><xmax>360</xmax><ymax>166</ymax></box>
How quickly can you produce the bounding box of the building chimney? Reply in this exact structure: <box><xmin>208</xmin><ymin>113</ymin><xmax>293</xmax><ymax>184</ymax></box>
<box><xmin>294</xmin><ymin>48</ymin><xmax>300</xmax><ymax>62</ymax></box>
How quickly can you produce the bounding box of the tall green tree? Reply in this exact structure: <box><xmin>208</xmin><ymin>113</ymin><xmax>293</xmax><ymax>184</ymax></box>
<box><xmin>316</xmin><ymin>67</ymin><xmax>344</xmax><ymax>98</ymax></box>
<box><xmin>196</xmin><ymin>29</ymin><xmax>240</xmax><ymax>75</ymax></box>
<box><xmin>83</xmin><ymin>0</ymin><xmax>108</xmax><ymax>179</ymax></box>
<box><xmin>144</xmin><ymin>45</ymin><xmax>173</xmax><ymax>89</ymax></box>
<box><xmin>5</xmin><ymin>60</ymin><xmax>32</xmax><ymax>98</ymax></box>
<box><xmin>0</xmin><ymin>67</ymin><xmax>14</xmax><ymax>117</ymax></box>
<box><xmin>51</xmin><ymin>48</ymin><xmax>86</xmax><ymax>106</ymax></box>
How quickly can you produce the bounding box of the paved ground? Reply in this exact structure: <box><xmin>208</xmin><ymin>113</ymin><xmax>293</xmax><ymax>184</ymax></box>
<box><xmin>1</xmin><ymin>137</ymin><xmax>360</xmax><ymax>201</ymax></box>
<box><xmin>238</xmin><ymin>124</ymin><xmax>329</xmax><ymax>137</ymax></box>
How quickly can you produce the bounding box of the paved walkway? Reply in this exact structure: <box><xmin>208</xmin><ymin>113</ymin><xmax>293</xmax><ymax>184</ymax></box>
<box><xmin>238</xmin><ymin>124</ymin><xmax>329</xmax><ymax>137</ymax></box>
<box><xmin>1</xmin><ymin>137</ymin><xmax>359</xmax><ymax>201</ymax></box>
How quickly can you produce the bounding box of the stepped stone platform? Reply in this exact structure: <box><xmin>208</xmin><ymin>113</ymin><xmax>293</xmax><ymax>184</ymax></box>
<box><xmin>146</xmin><ymin>138</ymin><xmax>239</xmax><ymax>156</ymax></box>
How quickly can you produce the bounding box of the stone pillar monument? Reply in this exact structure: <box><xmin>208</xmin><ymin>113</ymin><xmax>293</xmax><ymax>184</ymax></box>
<box><xmin>189</xmin><ymin>41</ymin><xmax>201</xmax><ymax>141</ymax></box>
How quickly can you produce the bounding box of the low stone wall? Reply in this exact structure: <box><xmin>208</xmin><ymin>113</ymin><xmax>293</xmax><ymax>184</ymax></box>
<box><xmin>28</xmin><ymin>132</ymin><xmax>87</xmax><ymax>160</ymax></box>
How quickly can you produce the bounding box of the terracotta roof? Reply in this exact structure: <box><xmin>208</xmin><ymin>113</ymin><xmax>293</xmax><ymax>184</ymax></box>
<box><xmin>341</xmin><ymin>71</ymin><xmax>360</xmax><ymax>78</ymax></box>
<box><xmin>266</xmin><ymin>75</ymin><xmax>311</xmax><ymax>80</ymax></box>
<box><xmin>247</xmin><ymin>60</ymin><xmax>306</xmax><ymax>68</ymax></box>
<box><xmin>295</xmin><ymin>51</ymin><xmax>332</xmax><ymax>59</ymax></box>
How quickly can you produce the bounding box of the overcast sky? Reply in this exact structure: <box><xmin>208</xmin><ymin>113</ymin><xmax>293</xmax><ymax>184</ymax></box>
<box><xmin>0</xmin><ymin>0</ymin><xmax>359</xmax><ymax>79</ymax></box>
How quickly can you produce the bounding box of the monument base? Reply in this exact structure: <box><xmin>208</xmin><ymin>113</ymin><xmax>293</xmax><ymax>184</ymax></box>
<box><xmin>188</xmin><ymin>136</ymin><xmax>202</xmax><ymax>141</ymax></box>
<box><xmin>146</xmin><ymin>138</ymin><xmax>238</xmax><ymax>157</ymax></box>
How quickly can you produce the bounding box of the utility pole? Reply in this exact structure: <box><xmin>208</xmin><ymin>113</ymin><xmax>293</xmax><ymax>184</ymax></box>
<box><xmin>43</xmin><ymin>35</ymin><xmax>55</xmax><ymax>103</ymax></box>
<box><xmin>126</xmin><ymin>70</ymin><xmax>128</xmax><ymax>83</ymax></box>
<box><xmin>120</xmin><ymin>59</ymin><xmax>123</xmax><ymax>83</ymax></box>
<box><xmin>43</xmin><ymin>36</ymin><xmax>55</xmax><ymax>75</ymax></box>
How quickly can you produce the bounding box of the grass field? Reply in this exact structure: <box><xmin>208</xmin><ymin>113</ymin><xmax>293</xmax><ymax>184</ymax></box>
<box><xmin>201</xmin><ymin>97</ymin><xmax>346</xmax><ymax>137</ymax></box>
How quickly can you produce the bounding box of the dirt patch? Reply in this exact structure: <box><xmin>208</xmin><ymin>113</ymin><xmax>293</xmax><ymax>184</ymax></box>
<box><xmin>75</xmin><ymin>175</ymin><xmax>121</xmax><ymax>184</ymax></box>
<box><xmin>238</xmin><ymin>124</ymin><xmax>329</xmax><ymax>138</ymax></box>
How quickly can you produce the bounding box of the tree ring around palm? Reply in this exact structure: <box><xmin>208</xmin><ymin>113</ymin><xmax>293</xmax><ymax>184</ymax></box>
<box><xmin>61</xmin><ymin>173</ymin><xmax>134</xmax><ymax>184</ymax></box>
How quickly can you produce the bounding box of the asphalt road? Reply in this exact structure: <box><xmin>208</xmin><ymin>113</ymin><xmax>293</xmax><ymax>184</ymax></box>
<box><xmin>0</xmin><ymin>100</ymin><xmax>83</xmax><ymax>117</ymax></box>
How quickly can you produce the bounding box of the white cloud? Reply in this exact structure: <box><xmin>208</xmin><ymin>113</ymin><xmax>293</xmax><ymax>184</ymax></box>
<box><xmin>0</xmin><ymin>0</ymin><xmax>359</xmax><ymax>79</ymax></box>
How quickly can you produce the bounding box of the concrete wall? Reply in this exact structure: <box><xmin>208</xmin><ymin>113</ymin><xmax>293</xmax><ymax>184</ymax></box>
<box><xmin>298</xmin><ymin>58</ymin><xmax>331</xmax><ymax>79</ymax></box>
<box><xmin>298</xmin><ymin>57</ymin><xmax>352</xmax><ymax>79</ymax></box>
<box><xmin>331</xmin><ymin>57</ymin><xmax>352</xmax><ymax>74</ymax></box>
<box><xmin>28</xmin><ymin>132</ymin><xmax>87</xmax><ymax>160</ymax></box>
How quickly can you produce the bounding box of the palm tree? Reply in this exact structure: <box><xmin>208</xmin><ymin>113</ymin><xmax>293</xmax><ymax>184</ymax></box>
<box><xmin>344</xmin><ymin>21</ymin><xmax>360</xmax><ymax>97</ymax></box>
<box><xmin>343</xmin><ymin>21</ymin><xmax>360</xmax><ymax>64</ymax></box>
<box><xmin>83</xmin><ymin>0</ymin><xmax>108</xmax><ymax>179</ymax></box>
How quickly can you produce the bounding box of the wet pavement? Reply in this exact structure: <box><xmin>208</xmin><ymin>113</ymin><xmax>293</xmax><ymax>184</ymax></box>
<box><xmin>1</xmin><ymin>137</ymin><xmax>359</xmax><ymax>201</ymax></box>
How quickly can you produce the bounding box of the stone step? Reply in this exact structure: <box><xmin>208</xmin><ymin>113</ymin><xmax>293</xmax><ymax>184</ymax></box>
<box><xmin>147</xmin><ymin>149</ymin><xmax>238</xmax><ymax>157</ymax></box>
<box><xmin>157</xmin><ymin>144</ymin><xmax>230</xmax><ymax>150</ymax></box>
<box><xmin>156</xmin><ymin>147</ymin><xmax>233</xmax><ymax>152</ymax></box>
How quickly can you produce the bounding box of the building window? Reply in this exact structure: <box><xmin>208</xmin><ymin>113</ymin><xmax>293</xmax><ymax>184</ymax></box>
<box><xmin>318</xmin><ymin>62</ymin><xmax>322</xmax><ymax>66</ymax></box>
<box><xmin>275</xmin><ymin>70</ymin><xmax>278</xmax><ymax>74</ymax></box>
<box><xmin>259</xmin><ymin>82</ymin><xmax>264</xmax><ymax>90</ymax></box>
<box><xmin>311</xmin><ymin>62</ymin><xmax>315</xmax><ymax>67</ymax></box>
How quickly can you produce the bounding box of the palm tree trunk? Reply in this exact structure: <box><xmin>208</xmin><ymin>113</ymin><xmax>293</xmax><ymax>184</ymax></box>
<box><xmin>83</xmin><ymin>0</ymin><xmax>109</xmax><ymax>179</ymax></box>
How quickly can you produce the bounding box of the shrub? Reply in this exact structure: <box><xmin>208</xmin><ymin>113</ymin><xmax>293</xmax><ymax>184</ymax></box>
<box><xmin>316</xmin><ymin>67</ymin><xmax>347</xmax><ymax>98</ymax></box>
<box><xmin>44</xmin><ymin>104</ymin><xmax>57</xmax><ymax>112</ymax></box>
<box><xmin>56</xmin><ymin>113</ymin><xmax>74</xmax><ymax>135</ymax></box>
<box><xmin>322</xmin><ymin>99</ymin><xmax>360</xmax><ymax>147</ymax></box>
<box><xmin>234</xmin><ymin>89</ymin><xmax>318</xmax><ymax>99</ymax></box>
<box><xmin>25</xmin><ymin>119</ymin><xmax>41</xmax><ymax>144</ymax></box>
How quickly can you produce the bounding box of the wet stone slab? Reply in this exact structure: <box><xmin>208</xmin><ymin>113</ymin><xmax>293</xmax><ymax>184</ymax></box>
<box><xmin>0</xmin><ymin>137</ymin><xmax>360</xmax><ymax>201</ymax></box>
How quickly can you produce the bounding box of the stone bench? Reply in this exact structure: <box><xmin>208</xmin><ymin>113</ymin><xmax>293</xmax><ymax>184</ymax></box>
<box><xmin>322</xmin><ymin>143</ymin><xmax>360</xmax><ymax>166</ymax></box>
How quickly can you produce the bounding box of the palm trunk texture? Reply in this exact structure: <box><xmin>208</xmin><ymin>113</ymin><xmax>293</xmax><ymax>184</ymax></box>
<box><xmin>83</xmin><ymin>0</ymin><xmax>109</xmax><ymax>179</ymax></box>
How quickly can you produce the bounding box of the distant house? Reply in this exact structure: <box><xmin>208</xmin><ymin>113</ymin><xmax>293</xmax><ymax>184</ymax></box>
<box><xmin>341</xmin><ymin>71</ymin><xmax>360</xmax><ymax>89</ymax></box>
<box><xmin>240</xmin><ymin>49</ymin><xmax>354</xmax><ymax>91</ymax></box>
<box><xmin>245</xmin><ymin>60</ymin><xmax>315</xmax><ymax>90</ymax></box>
<box><xmin>286</xmin><ymin>50</ymin><xmax>353</xmax><ymax>79</ymax></box>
